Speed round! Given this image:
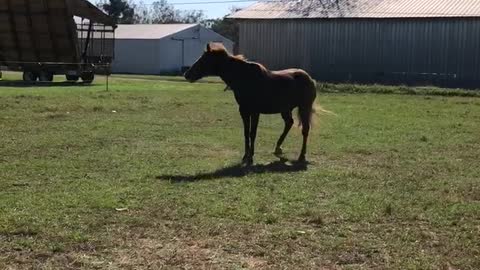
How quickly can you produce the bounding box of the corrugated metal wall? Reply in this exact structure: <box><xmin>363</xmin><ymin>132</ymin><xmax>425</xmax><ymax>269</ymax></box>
<box><xmin>238</xmin><ymin>19</ymin><xmax>480</xmax><ymax>87</ymax></box>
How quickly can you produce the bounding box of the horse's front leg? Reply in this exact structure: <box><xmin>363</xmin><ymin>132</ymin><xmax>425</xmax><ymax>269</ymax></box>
<box><xmin>240</xmin><ymin>109</ymin><xmax>252</xmax><ymax>165</ymax></box>
<box><xmin>249</xmin><ymin>113</ymin><xmax>260</xmax><ymax>162</ymax></box>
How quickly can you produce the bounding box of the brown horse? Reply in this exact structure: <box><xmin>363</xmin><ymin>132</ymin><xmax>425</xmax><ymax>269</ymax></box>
<box><xmin>184</xmin><ymin>43</ymin><xmax>318</xmax><ymax>164</ymax></box>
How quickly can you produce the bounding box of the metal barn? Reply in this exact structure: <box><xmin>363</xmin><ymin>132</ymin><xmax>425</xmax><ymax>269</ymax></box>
<box><xmin>0</xmin><ymin>0</ymin><xmax>116</xmax><ymax>83</ymax></box>
<box><xmin>230</xmin><ymin>0</ymin><xmax>480</xmax><ymax>87</ymax></box>
<box><xmin>111</xmin><ymin>24</ymin><xmax>234</xmax><ymax>75</ymax></box>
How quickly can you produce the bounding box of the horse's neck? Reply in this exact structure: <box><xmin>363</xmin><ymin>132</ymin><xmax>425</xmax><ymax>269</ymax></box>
<box><xmin>219</xmin><ymin>58</ymin><xmax>253</xmax><ymax>90</ymax></box>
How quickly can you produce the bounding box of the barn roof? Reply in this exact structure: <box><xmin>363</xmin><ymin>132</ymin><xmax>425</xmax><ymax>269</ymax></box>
<box><xmin>229</xmin><ymin>0</ymin><xmax>480</xmax><ymax>19</ymax></box>
<box><xmin>114</xmin><ymin>24</ymin><xmax>198</xmax><ymax>39</ymax></box>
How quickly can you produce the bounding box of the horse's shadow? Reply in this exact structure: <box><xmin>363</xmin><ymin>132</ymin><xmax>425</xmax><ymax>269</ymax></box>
<box><xmin>156</xmin><ymin>159</ymin><xmax>308</xmax><ymax>183</ymax></box>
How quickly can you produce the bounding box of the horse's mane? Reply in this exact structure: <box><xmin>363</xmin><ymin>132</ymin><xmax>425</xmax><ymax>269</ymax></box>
<box><xmin>210</xmin><ymin>43</ymin><xmax>268</xmax><ymax>73</ymax></box>
<box><xmin>211</xmin><ymin>45</ymin><xmax>246</xmax><ymax>61</ymax></box>
<box><xmin>233</xmin><ymin>54</ymin><xmax>246</xmax><ymax>61</ymax></box>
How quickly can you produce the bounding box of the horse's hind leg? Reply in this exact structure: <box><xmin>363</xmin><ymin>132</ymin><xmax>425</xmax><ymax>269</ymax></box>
<box><xmin>298</xmin><ymin>106</ymin><xmax>312</xmax><ymax>162</ymax></box>
<box><xmin>274</xmin><ymin>111</ymin><xmax>294</xmax><ymax>156</ymax></box>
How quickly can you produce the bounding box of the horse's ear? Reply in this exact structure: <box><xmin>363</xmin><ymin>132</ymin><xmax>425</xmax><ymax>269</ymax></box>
<box><xmin>206</xmin><ymin>43</ymin><xmax>211</xmax><ymax>52</ymax></box>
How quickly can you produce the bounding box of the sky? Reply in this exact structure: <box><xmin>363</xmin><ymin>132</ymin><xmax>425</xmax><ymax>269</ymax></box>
<box><xmin>90</xmin><ymin>0</ymin><xmax>256</xmax><ymax>19</ymax></box>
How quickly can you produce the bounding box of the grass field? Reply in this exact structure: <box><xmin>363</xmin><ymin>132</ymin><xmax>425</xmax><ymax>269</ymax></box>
<box><xmin>0</xmin><ymin>72</ymin><xmax>479</xmax><ymax>269</ymax></box>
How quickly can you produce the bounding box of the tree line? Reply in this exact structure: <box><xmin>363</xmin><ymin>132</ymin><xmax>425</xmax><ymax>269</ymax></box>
<box><xmin>98</xmin><ymin>0</ymin><xmax>204</xmax><ymax>24</ymax></box>
<box><xmin>97</xmin><ymin>0</ymin><xmax>238</xmax><ymax>43</ymax></box>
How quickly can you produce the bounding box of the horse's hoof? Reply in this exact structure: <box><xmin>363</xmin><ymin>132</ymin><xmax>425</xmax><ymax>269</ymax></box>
<box><xmin>274</xmin><ymin>148</ymin><xmax>283</xmax><ymax>157</ymax></box>
<box><xmin>242</xmin><ymin>160</ymin><xmax>253</xmax><ymax>166</ymax></box>
<box><xmin>242</xmin><ymin>156</ymin><xmax>254</xmax><ymax>166</ymax></box>
<box><xmin>297</xmin><ymin>155</ymin><xmax>307</xmax><ymax>163</ymax></box>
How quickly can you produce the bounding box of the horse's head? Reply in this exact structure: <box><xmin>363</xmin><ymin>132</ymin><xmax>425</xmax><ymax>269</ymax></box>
<box><xmin>184</xmin><ymin>43</ymin><xmax>229</xmax><ymax>82</ymax></box>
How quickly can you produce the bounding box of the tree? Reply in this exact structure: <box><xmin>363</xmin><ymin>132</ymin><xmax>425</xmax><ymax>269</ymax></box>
<box><xmin>147</xmin><ymin>0</ymin><xmax>177</xmax><ymax>23</ymax></box>
<box><xmin>99</xmin><ymin>0</ymin><xmax>136</xmax><ymax>24</ymax></box>
<box><xmin>208</xmin><ymin>7</ymin><xmax>241</xmax><ymax>44</ymax></box>
<box><xmin>132</xmin><ymin>0</ymin><xmax>205</xmax><ymax>24</ymax></box>
<box><xmin>179</xmin><ymin>9</ymin><xmax>205</xmax><ymax>24</ymax></box>
<box><xmin>132</xmin><ymin>1</ymin><xmax>150</xmax><ymax>24</ymax></box>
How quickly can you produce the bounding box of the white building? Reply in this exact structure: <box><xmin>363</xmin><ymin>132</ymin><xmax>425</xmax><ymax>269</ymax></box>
<box><xmin>112</xmin><ymin>24</ymin><xmax>234</xmax><ymax>75</ymax></box>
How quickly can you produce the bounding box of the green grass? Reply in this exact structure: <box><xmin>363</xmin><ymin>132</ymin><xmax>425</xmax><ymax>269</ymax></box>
<box><xmin>318</xmin><ymin>82</ymin><xmax>480</xmax><ymax>97</ymax></box>
<box><xmin>0</xmin><ymin>72</ymin><xmax>479</xmax><ymax>269</ymax></box>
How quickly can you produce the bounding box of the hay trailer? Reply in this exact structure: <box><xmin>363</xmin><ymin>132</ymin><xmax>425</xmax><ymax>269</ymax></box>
<box><xmin>0</xmin><ymin>0</ymin><xmax>116</xmax><ymax>83</ymax></box>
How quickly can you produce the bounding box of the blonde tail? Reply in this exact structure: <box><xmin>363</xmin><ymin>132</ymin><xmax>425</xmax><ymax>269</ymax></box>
<box><xmin>312</xmin><ymin>103</ymin><xmax>336</xmax><ymax>116</ymax></box>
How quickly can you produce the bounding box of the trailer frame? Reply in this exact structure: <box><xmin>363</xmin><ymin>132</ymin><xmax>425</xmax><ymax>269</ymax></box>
<box><xmin>0</xmin><ymin>0</ymin><xmax>116</xmax><ymax>83</ymax></box>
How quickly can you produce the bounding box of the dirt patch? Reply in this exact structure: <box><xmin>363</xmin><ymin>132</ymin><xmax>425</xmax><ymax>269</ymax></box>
<box><xmin>104</xmin><ymin>230</ymin><xmax>270</xmax><ymax>269</ymax></box>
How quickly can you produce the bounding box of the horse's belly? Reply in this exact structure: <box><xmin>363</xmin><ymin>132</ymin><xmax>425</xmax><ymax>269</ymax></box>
<box><xmin>235</xmin><ymin>87</ymin><xmax>300</xmax><ymax>113</ymax></box>
<box><xmin>241</xmin><ymin>98</ymin><xmax>297</xmax><ymax>114</ymax></box>
<box><xmin>259</xmin><ymin>104</ymin><xmax>293</xmax><ymax>114</ymax></box>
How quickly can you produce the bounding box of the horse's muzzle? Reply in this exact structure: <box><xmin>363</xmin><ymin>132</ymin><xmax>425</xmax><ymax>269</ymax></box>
<box><xmin>184</xmin><ymin>71</ymin><xmax>200</xmax><ymax>83</ymax></box>
<box><xmin>183</xmin><ymin>71</ymin><xmax>194</xmax><ymax>83</ymax></box>
<box><xmin>183</xmin><ymin>72</ymin><xmax>191</xmax><ymax>82</ymax></box>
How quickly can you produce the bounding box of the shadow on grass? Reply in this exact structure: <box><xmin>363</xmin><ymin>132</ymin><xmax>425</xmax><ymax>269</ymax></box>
<box><xmin>156</xmin><ymin>160</ymin><xmax>308</xmax><ymax>183</ymax></box>
<box><xmin>0</xmin><ymin>80</ymin><xmax>96</xmax><ymax>88</ymax></box>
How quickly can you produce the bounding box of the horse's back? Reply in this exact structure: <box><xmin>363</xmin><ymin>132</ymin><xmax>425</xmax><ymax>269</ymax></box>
<box><xmin>245</xmin><ymin>62</ymin><xmax>314</xmax><ymax>89</ymax></box>
<box><xmin>268</xmin><ymin>68</ymin><xmax>316</xmax><ymax>94</ymax></box>
<box><xmin>271</xmin><ymin>68</ymin><xmax>306</xmax><ymax>77</ymax></box>
<box><xmin>252</xmin><ymin>68</ymin><xmax>315</xmax><ymax>113</ymax></box>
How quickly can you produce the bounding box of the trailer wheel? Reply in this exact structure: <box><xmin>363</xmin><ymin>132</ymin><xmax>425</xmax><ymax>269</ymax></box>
<box><xmin>23</xmin><ymin>71</ymin><xmax>38</xmax><ymax>82</ymax></box>
<box><xmin>66</xmin><ymin>75</ymin><xmax>79</xmax><ymax>82</ymax></box>
<box><xmin>39</xmin><ymin>72</ymin><xmax>54</xmax><ymax>82</ymax></box>
<box><xmin>81</xmin><ymin>72</ymin><xmax>94</xmax><ymax>83</ymax></box>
